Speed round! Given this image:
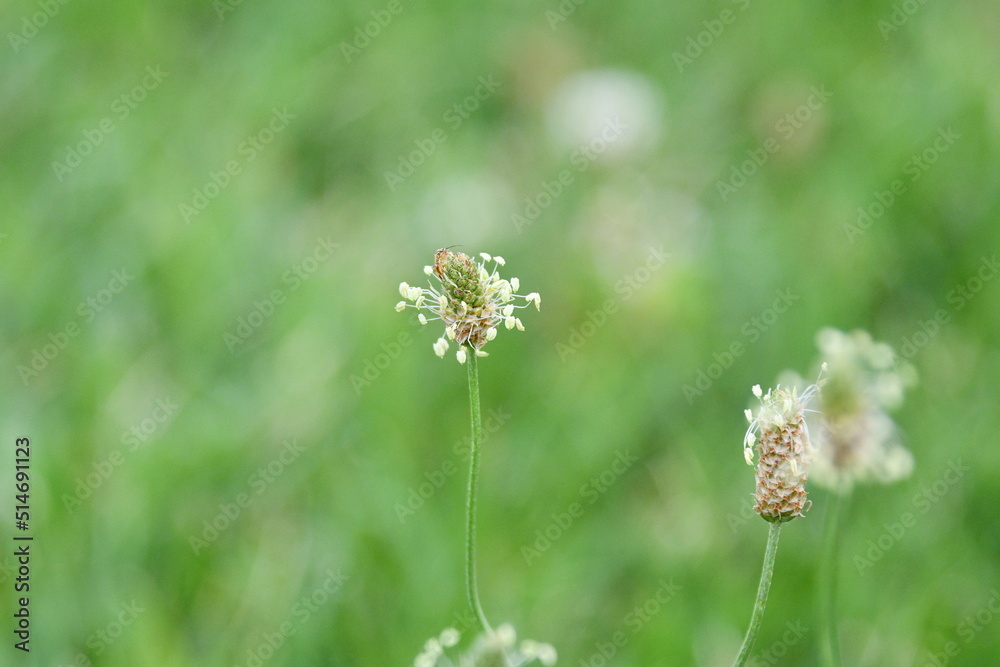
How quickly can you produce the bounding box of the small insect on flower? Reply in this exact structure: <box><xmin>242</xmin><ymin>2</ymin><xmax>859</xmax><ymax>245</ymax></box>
<box><xmin>396</xmin><ymin>248</ymin><xmax>540</xmax><ymax>362</ymax></box>
<box><xmin>432</xmin><ymin>246</ymin><xmax>458</xmax><ymax>280</ymax></box>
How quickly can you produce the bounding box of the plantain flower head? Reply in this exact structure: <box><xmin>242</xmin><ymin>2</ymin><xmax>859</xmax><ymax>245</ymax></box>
<box><xmin>396</xmin><ymin>249</ymin><xmax>540</xmax><ymax>363</ymax></box>
<box><xmin>413</xmin><ymin>624</ymin><xmax>557</xmax><ymax>667</ymax></box>
<box><xmin>807</xmin><ymin>328</ymin><xmax>917</xmax><ymax>493</ymax></box>
<box><xmin>743</xmin><ymin>372</ymin><xmax>825</xmax><ymax>523</ymax></box>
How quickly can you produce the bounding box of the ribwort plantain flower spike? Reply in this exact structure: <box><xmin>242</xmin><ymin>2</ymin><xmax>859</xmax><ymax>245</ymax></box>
<box><xmin>396</xmin><ymin>249</ymin><xmax>540</xmax><ymax>362</ymax></box>
<box><xmin>744</xmin><ymin>368</ymin><xmax>826</xmax><ymax>523</ymax></box>
<box><xmin>787</xmin><ymin>329</ymin><xmax>917</xmax><ymax>667</ymax></box>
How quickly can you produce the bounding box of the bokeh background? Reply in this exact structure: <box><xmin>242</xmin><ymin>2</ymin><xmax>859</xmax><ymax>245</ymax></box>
<box><xmin>3</xmin><ymin>0</ymin><xmax>999</xmax><ymax>665</ymax></box>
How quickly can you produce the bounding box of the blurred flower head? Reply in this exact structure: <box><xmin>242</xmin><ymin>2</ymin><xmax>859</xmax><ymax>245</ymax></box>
<box><xmin>807</xmin><ymin>328</ymin><xmax>917</xmax><ymax>493</ymax></box>
<box><xmin>744</xmin><ymin>374</ymin><xmax>824</xmax><ymax>523</ymax></box>
<box><xmin>414</xmin><ymin>624</ymin><xmax>557</xmax><ymax>667</ymax></box>
<box><xmin>545</xmin><ymin>68</ymin><xmax>665</xmax><ymax>162</ymax></box>
<box><xmin>396</xmin><ymin>249</ymin><xmax>540</xmax><ymax>364</ymax></box>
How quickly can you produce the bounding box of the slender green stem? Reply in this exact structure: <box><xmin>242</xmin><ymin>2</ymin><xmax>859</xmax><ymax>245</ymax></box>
<box><xmin>820</xmin><ymin>489</ymin><xmax>847</xmax><ymax>667</ymax></box>
<box><xmin>464</xmin><ymin>348</ymin><xmax>492</xmax><ymax>633</ymax></box>
<box><xmin>734</xmin><ymin>522</ymin><xmax>783</xmax><ymax>667</ymax></box>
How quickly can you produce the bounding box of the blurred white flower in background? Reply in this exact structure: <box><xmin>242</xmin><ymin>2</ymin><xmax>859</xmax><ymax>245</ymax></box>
<box><xmin>544</xmin><ymin>68</ymin><xmax>666</xmax><ymax>162</ymax></box>
<box><xmin>415</xmin><ymin>172</ymin><xmax>514</xmax><ymax>245</ymax></box>
<box><xmin>582</xmin><ymin>176</ymin><xmax>707</xmax><ymax>286</ymax></box>
<box><xmin>794</xmin><ymin>328</ymin><xmax>918</xmax><ymax>493</ymax></box>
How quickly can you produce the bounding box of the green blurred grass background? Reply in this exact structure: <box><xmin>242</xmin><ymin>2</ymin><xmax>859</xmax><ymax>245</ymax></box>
<box><xmin>2</xmin><ymin>0</ymin><xmax>999</xmax><ymax>664</ymax></box>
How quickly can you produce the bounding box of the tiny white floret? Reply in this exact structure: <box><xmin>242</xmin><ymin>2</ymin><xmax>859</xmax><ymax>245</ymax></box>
<box><xmin>439</xmin><ymin>628</ymin><xmax>459</xmax><ymax>647</ymax></box>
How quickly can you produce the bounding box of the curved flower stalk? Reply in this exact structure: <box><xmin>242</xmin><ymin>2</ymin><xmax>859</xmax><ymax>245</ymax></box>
<box><xmin>396</xmin><ymin>249</ymin><xmax>540</xmax><ymax>364</ymax></box>
<box><xmin>414</xmin><ymin>625</ymin><xmax>557</xmax><ymax>667</ymax></box>
<box><xmin>734</xmin><ymin>371</ymin><xmax>825</xmax><ymax>667</ymax></box>
<box><xmin>396</xmin><ymin>249</ymin><xmax>541</xmax><ymax>644</ymax></box>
